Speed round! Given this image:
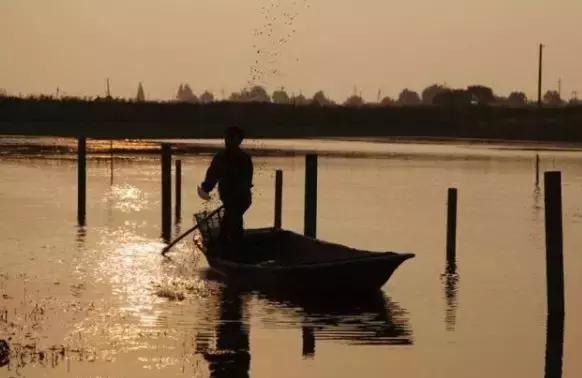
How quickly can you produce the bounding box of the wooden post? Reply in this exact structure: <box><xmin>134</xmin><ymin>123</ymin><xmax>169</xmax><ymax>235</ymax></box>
<box><xmin>302</xmin><ymin>326</ymin><xmax>315</xmax><ymax>358</ymax></box>
<box><xmin>304</xmin><ymin>154</ymin><xmax>318</xmax><ymax>238</ymax></box>
<box><xmin>161</xmin><ymin>144</ymin><xmax>172</xmax><ymax>242</ymax></box>
<box><xmin>544</xmin><ymin>171</ymin><xmax>565</xmax><ymax>315</ymax></box>
<box><xmin>545</xmin><ymin>312</ymin><xmax>564</xmax><ymax>378</ymax></box>
<box><xmin>543</xmin><ymin>171</ymin><xmax>565</xmax><ymax>378</ymax></box>
<box><xmin>446</xmin><ymin>188</ymin><xmax>458</xmax><ymax>269</ymax></box>
<box><xmin>444</xmin><ymin>188</ymin><xmax>459</xmax><ymax>331</ymax></box>
<box><xmin>77</xmin><ymin>137</ymin><xmax>86</xmax><ymax>226</ymax></box>
<box><xmin>274</xmin><ymin>170</ymin><xmax>283</xmax><ymax>228</ymax></box>
<box><xmin>175</xmin><ymin>160</ymin><xmax>182</xmax><ymax>222</ymax></box>
<box><xmin>536</xmin><ymin>154</ymin><xmax>540</xmax><ymax>187</ymax></box>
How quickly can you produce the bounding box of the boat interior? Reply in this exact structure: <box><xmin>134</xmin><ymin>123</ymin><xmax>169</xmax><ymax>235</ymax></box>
<box><xmin>202</xmin><ymin>228</ymin><xmax>395</xmax><ymax>266</ymax></box>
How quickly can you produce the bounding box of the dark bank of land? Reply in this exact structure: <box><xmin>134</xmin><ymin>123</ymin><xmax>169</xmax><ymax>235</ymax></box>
<box><xmin>1</xmin><ymin>97</ymin><xmax>582</xmax><ymax>142</ymax></box>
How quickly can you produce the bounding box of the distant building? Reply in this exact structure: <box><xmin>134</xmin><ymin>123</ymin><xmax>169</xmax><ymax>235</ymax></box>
<box><xmin>136</xmin><ymin>82</ymin><xmax>145</xmax><ymax>102</ymax></box>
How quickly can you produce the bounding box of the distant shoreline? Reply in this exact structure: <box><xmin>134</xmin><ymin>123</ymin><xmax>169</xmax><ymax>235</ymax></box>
<box><xmin>2</xmin><ymin>98</ymin><xmax>582</xmax><ymax>143</ymax></box>
<box><xmin>3</xmin><ymin>135</ymin><xmax>582</xmax><ymax>160</ymax></box>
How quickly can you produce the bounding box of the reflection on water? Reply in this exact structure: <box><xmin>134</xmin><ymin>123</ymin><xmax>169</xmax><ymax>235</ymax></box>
<box><xmin>75</xmin><ymin>225</ymin><xmax>86</xmax><ymax>249</ymax></box>
<box><xmin>255</xmin><ymin>290</ymin><xmax>412</xmax><ymax>347</ymax></box>
<box><xmin>194</xmin><ymin>285</ymin><xmax>411</xmax><ymax>377</ymax></box>
<box><xmin>442</xmin><ymin>258</ymin><xmax>459</xmax><ymax>332</ymax></box>
<box><xmin>198</xmin><ymin>288</ymin><xmax>250</xmax><ymax>378</ymax></box>
<box><xmin>103</xmin><ymin>184</ymin><xmax>149</xmax><ymax>213</ymax></box>
<box><xmin>0</xmin><ymin>340</ymin><xmax>8</xmax><ymax>367</ymax></box>
<box><xmin>4</xmin><ymin>139</ymin><xmax>582</xmax><ymax>377</ymax></box>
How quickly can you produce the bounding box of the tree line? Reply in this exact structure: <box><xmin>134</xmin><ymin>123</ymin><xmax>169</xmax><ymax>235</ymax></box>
<box><xmin>2</xmin><ymin>82</ymin><xmax>580</xmax><ymax>108</ymax></box>
<box><xmin>173</xmin><ymin>83</ymin><xmax>581</xmax><ymax>108</ymax></box>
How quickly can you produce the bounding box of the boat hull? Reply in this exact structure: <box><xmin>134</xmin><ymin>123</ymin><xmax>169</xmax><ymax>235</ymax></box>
<box><xmin>205</xmin><ymin>252</ymin><xmax>414</xmax><ymax>292</ymax></box>
<box><xmin>193</xmin><ymin>219</ymin><xmax>414</xmax><ymax>292</ymax></box>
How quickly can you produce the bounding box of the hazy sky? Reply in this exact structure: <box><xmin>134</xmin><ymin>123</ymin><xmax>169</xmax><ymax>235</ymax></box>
<box><xmin>1</xmin><ymin>0</ymin><xmax>581</xmax><ymax>102</ymax></box>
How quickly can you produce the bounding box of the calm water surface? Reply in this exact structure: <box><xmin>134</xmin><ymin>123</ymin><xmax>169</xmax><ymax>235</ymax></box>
<box><xmin>1</xmin><ymin>138</ymin><xmax>582</xmax><ymax>377</ymax></box>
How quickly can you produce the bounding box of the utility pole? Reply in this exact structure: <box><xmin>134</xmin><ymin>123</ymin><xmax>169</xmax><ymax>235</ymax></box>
<box><xmin>106</xmin><ymin>78</ymin><xmax>111</xmax><ymax>99</ymax></box>
<box><xmin>558</xmin><ymin>79</ymin><xmax>562</xmax><ymax>98</ymax></box>
<box><xmin>535</xmin><ymin>43</ymin><xmax>544</xmax><ymax>187</ymax></box>
<box><xmin>538</xmin><ymin>44</ymin><xmax>544</xmax><ymax>108</ymax></box>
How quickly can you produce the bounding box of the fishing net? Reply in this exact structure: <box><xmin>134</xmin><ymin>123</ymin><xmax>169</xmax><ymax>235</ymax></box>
<box><xmin>194</xmin><ymin>207</ymin><xmax>224</xmax><ymax>248</ymax></box>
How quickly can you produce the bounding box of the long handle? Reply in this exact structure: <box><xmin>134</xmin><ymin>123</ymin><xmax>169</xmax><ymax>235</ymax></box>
<box><xmin>161</xmin><ymin>206</ymin><xmax>223</xmax><ymax>255</ymax></box>
<box><xmin>161</xmin><ymin>223</ymin><xmax>200</xmax><ymax>255</ymax></box>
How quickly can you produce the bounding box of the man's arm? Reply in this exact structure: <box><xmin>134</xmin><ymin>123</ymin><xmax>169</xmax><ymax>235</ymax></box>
<box><xmin>201</xmin><ymin>153</ymin><xmax>221</xmax><ymax>193</ymax></box>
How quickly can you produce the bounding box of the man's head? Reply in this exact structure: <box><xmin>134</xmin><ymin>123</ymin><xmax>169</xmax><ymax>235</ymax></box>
<box><xmin>224</xmin><ymin>126</ymin><xmax>245</xmax><ymax>150</ymax></box>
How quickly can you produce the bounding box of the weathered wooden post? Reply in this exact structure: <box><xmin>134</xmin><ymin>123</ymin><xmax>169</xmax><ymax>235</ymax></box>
<box><xmin>274</xmin><ymin>170</ymin><xmax>283</xmax><ymax>229</ymax></box>
<box><xmin>304</xmin><ymin>154</ymin><xmax>318</xmax><ymax>238</ymax></box>
<box><xmin>536</xmin><ymin>154</ymin><xmax>540</xmax><ymax>187</ymax></box>
<box><xmin>77</xmin><ymin>137</ymin><xmax>87</xmax><ymax>226</ymax></box>
<box><xmin>544</xmin><ymin>171</ymin><xmax>565</xmax><ymax>315</ymax></box>
<box><xmin>302</xmin><ymin>326</ymin><xmax>315</xmax><ymax>358</ymax></box>
<box><xmin>444</xmin><ymin>188</ymin><xmax>459</xmax><ymax>331</ymax></box>
<box><xmin>543</xmin><ymin>171</ymin><xmax>565</xmax><ymax>378</ymax></box>
<box><xmin>161</xmin><ymin>144</ymin><xmax>172</xmax><ymax>242</ymax></box>
<box><xmin>175</xmin><ymin>159</ymin><xmax>182</xmax><ymax>222</ymax></box>
<box><xmin>446</xmin><ymin>188</ymin><xmax>458</xmax><ymax>270</ymax></box>
<box><xmin>545</xmin><ymin>311</ymin><xmax>564</xmax><ymax>378</ymax></box>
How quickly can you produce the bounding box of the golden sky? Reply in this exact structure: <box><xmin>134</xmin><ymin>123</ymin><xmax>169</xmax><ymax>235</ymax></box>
<box><xmin>0</xmin><ymin>0</ymin><xmax>580</xmax><ymax>102</ymax></box>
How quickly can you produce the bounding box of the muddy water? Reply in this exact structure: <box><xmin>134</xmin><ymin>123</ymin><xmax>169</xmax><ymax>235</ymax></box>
<box><xmin>1</xmin><ymin>139</ymin><xmax>582</xmax><ymax>377</ymax></box>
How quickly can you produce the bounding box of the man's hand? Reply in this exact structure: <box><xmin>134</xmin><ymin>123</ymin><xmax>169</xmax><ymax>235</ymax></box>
<box><xmin>197</xmin><ymin>185</ymin><xmax>211</xmax><ymax>201</ymax></box>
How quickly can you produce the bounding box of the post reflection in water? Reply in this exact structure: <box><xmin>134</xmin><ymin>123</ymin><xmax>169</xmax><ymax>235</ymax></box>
<box><xmin>533</xmin><ymin>185</ymin><xmax>543</xmax><ymax>220</ymax></box>
<box><xmin>75</xmin><ymin>225</ymin><xmax>86</xmax><ymax>249</ymax></box>
<box><xmin>442</xmin><ymin>256</ymin><xmax>459</xmax><ymax>331</ymax></box>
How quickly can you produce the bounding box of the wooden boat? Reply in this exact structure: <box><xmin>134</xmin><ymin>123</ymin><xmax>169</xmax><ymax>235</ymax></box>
<box><xmin>194</xmin><ymin>208</ymin><xmax>414</xmax><ymax>292</ymax></box>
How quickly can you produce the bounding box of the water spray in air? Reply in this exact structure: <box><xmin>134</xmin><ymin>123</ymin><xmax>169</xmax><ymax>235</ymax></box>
<box><xmin>248</xmin><ymin>0</ymin><xmax>311</xmax><ymax>90</ymax></box>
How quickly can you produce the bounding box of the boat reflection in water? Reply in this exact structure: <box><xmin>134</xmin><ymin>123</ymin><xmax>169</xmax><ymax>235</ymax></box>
<box><xmin>196</xmin><ymin>273</ymin><xmax>412</xmax><ymax>376</ymax></box>
<box><xmin>258</xmin><ymin>289</ymin><xmax>413</xmax><ymax>350</ymax></box>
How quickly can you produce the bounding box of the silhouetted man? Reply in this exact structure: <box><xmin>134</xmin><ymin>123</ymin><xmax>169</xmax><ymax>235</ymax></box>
<box><xmin>198</xmin><ymin>126</ymin><xmax>253</xmax><ymax>257</ymax></box>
